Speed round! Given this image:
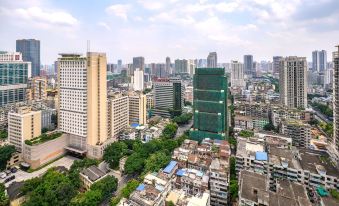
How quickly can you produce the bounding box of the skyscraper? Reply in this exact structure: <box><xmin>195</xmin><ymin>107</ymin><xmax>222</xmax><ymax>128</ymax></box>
<box><xmin>133</xmin><ymin>56</ymin><xmax>145</xmax><ymax>72</ymax></box>
<box><xmin>244</xmin><ymin>55</ymin><xmax>253</xmax><ymax>76</ymax></box>
<box><xmin>133</xmin><ymin>68</ymin><xmax>144</xmax><ymax>91</ymax></box>
<box><xmin>166</xmin><ymin>57</ymin><xmax>171</xmax><ymax>75</ymax></box>
<box><xmin>153</xmin><ymin>78</ymin><xmax>184</xmax><ymax>118</ymax></box>
<box><xmin>117</xmin><ymin>59</ymin><xmax>122</xmax><ymax>73</ymax></box>
<box><xmin>174</xmin><ymin>59</ymin><xmax>188</xmax><ymax>74</ymax></box>
<box><xmin>58</xmin><ymin>52</ymin><xmax>108</xmax><ymax>159</ymax></box>
<box><xmin>16</xmin><ymin>39</ymin><xmax>40</xmax><ymax>77</ymax></box>
<box><xmin>279</xmin><ymin>56</ymin><xmax>307</xmax><ymax>109</ymax></box>
<box><xmin>273</xmin><ymin>56</ymin><xmax>283</xmax><ymax>75</ymax></box>
<box><xmin>190</xmin><ymin>67</ymin><xmax>228</xmax><ymax>141</ymax></box>
<box><xmin>312</xmin><ymin>50</ymin><xmax>327</xmax><ymax>72</ymax></box>
<box><xmin>0</xmin><ymin>52</ymin><xmax>31</xmax><ymax>106</ymax></box>
<box><xmin>230</xmin><ymin>60</ymin><xmax>245</xmax><ymax>87</ymax></box>
<box><xmin>207</xmin><ymin>52</ymin><xmax>217</xmax><ymax>67</ymax></box>
<box><xmin>332</xmin><ymin>46</ymin><xmax>339</xmax><ymax>160</ymax></box>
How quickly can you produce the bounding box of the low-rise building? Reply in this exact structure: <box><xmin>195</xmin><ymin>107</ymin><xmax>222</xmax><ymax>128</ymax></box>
<box><xmin>80</xmin><ymin>165</ymin><xmax>108</xmax><ymax>190</ymax></box>
<box><xmin>280</xmin><ymin>120</ymin><xmax>312</xmax><ymax>148</ymax></box>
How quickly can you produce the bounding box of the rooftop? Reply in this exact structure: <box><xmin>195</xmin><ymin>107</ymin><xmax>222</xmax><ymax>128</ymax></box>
<box><xmin>80</xmin><ymin>165</ymin><xmax>107</xmax><ymax>182</ymax></box>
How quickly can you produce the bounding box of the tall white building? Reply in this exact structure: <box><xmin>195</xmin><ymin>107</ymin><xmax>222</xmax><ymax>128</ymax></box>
<box><xmin>188</xmin><ymin>59</ymin><xmax>196</xmax><ymax>76</ymax></box>
<box><xmin>279</xmin><ymin>56</ymin><xmax>307</xmax><ymax>109</ymax></box>
<box><xmin>133</xmin><ymin>68</ymin><xmax>144</xmax><ymax>91</ymax></box>
<box><xmin>230</xmin><ymin>60</ymin><xmax>245</xmax><ymax>87</ymax></box>
<box><xmin>312</xmin><ymin>50</ymin><xmax>327</xmax><ymax>72</ymax></box>
<box><xmin>58</xmin><ymin>52</ymin><xmax>109</xmax><ymax>159</ymax></box>
<box><xmin>207</xmin><ymin>52</ymin><xmax>217</xmax><ymax>67</ymax></box>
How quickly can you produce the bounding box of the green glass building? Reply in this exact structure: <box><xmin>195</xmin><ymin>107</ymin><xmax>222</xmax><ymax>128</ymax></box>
<box><xmin>190</xmin><ymin>68</ymin><xmax>228</xmax><ymax>141</ymax></box>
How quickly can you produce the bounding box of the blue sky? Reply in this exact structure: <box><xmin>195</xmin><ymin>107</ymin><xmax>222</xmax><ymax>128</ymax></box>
<box><xmin>0</xmin><ymin>0</ymin><xmax>338</xmax><ymax>64</ymax></box>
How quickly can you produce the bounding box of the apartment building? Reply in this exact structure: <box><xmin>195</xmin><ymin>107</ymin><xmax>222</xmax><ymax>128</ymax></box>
<box><xmin>280</xmin><ymin>120</ymin><xmax>312</xmax><ymax>148</ymax></box>
<box><xmin>128</xmin><ymin>93</ymin><xmax>147</xmax><ymax>125</ymax></box>
<box><xmin>108</xmin><ymin>93</ymin><xmax>129</xmax><ymax>139</ymax></box>
<box><xmin>8</xmin><ymin>107</ymin><xmax>41</xmax><ymax>152</ymax></box>
<box><xmin>146</xmin><ymin>93</ymin><xmax>154</xmax><ymax>110</ymax></box>
<box><xmin>271</xmin><ymin>105</ymin><xmax>314</xmax><ymax>127</ymax></box>
<box><xmin>32</xmin><ymin>77</ymin><xmax>47</xmax><ymax>100</ymax></box>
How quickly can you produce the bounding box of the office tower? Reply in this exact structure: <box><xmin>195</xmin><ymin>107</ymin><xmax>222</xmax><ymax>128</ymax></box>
<box><xmin>166</xmin><ymin>57</ymin><xmax>171</xmax><ymax>75</ymax></box>
<box><xmin>188</xmin><ymin>59</ymin><xmax>196</xmax><ymax>76</ymax></box>
<box><xmin>174</xmin><ymin>59</ymin><xmax>188</xmax><ymax>74</ymax></box>
<box><xmin>207</xmin><ymin>52</ymin><xmax>217</xmax><ymax>67</ymax></box>
<box><xmin>8</xmin><ymin>107</ymin><xmax>41</xmax><ymax>152</ymax></box>
<box><xmin>58</xmin><ymin>52</ymin><xmax>108</xmax><ymax>159</ymax></box>
<box><xmin>333</xmin><ymin>46</ymin><xmax>339</xmax><ymax>158</ymax></box>
<box><xmin>230</xmin><ymin>60</ymin><xmax>245</xmax><ymax>87</ymax></box>
<box><xmin>153</xmin><ymin>78</ymin><xmax>184</xmax><ymax>118</ymax></box>
<box><xmin>0</xmin><ymin>52</ymin><xmax>31</xmax><ymax>106</ymax></box>
<box><xmin>16</xmin><ymin>39</ymin><xmax>40</xmax><ymax>77</ymax></box>
<box><xmin>244</xmin><ymin>55</ymin><xmax>253</xmax><ymax>76</ymax></box>
<box><xmin>312</xmin><ymin>50</ymin><xmax>327</xmax><ymax>72</ymax></box>
<box><xmin>32</xmin><ymin>77</ymin><xmax>47</xmax><ymax>100</ymax></box>
<box><xmin>133</xmin><ymin>56</ymin><xmax>145</xmax><ymax>71</ymax></box>
<box><xmin>273</xmin><ymin>56</ymin><xmax>283</xmax><ymax>75</ymax></box>
<box><xmin>279</xmin><ymin>56</ymin><xmax>307</xmax><ymax>109</ymax></box>
<box><xmin>190</xmin><ymin>68</ymin><xmax>228</xmax><ymax>141</ymax></box>
<box><xmin>117</xmin><ymin>59</ymin><xmax>122</xmax><ymax>73</ymax></box>
<box><xmin>108</xmin><ymin>93</ymin><xmax>129</xmax><ymax>139</ymax></box>
<box><xmin>128</xmin><ymin>93</ymin><xmax>147</xmax><ymax>125</ymax></box>
<box><xmin>133</xmin><ymin>68</ymin><xmax>144</xmax><ymax>91</ymax></box>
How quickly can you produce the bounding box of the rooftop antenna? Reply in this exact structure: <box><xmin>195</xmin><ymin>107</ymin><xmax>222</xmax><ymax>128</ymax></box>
<box><xmin>87</xmin><ymin>40</ymin><xmax>90</xmax><ymax>53</ymax></box>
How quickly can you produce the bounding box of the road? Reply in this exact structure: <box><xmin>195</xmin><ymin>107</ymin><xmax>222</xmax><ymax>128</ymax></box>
<box><xmin>175</xmin><ymin>120</ymin><xmax>193</xmax><ymax>138</ymax></box>
<box><xmin>2</xmin><ymin>155</ymin><xmax>79</xmax><ymax>187</ymax></box>
<box><xmin>309</xmin><ymin>106</ymin><xmax>332</xmax><ymax>123</ymax></box>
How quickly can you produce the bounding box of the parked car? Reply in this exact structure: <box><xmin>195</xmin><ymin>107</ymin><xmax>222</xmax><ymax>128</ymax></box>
<box><xmin>0</xmin><ymin>172</ymin><xmax>6</xmax><ymax>179</ymax></box>
<box><xmin>4</xmin><ymin>175</ymin><xmax>15</xmax><ymax>183</ymax></box>
<box><xmin>10</xmin><ymin>167</ymin><xmax>17</xmax><ymax>173</ymax></box>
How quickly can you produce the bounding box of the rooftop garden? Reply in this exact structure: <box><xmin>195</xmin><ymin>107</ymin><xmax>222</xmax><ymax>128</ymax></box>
<box><xmin>25</xmin><ymin>132</ymin><xmax>63</xmax><ymax>146</ymax></box>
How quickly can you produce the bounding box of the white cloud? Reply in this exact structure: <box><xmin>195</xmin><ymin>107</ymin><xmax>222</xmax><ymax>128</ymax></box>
<box><xmin>3</xmin><ymin>6</ymin><xmax>78</xmax><ymax>26</ymax></box>
<box><xmin>106</xmin><ymin>4</ymin><xmax>131</xmax><ymax>20</ymax></box>
<box><xmin>98</xmin><ymin>22</ymin><xmax>111</xmax><ymax>31</ymax></box>
<box><xmin>137</xmin><ymin>0</ymin><xmax>165</xmax><ymax>10</ymax></box>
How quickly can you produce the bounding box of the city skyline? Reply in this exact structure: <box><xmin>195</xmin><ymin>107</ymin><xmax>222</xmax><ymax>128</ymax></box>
<box><xmin>0</xmin><ymin>0</ymin><xmax>338</xmax><ymax>64</ymax></box>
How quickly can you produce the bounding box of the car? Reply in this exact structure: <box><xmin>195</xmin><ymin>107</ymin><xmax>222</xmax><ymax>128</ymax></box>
<box><xmin>0</xmin><ymin>172</ymin><xmax>6</xmax><ymax>179</ymax></box>
<box><xmin>4</xmin><ymin>175</ymin><xmax>15</xmax><ymax>183</ymax></box>
<box><xmin>5</xmin><ymin>170</ymin><xmax>11</xmax><ymax>175</ymax></box>
<box><xmin>10</xmin><ymin>167</ymin><xmax>17</xmax><ymax>173</ymax></box>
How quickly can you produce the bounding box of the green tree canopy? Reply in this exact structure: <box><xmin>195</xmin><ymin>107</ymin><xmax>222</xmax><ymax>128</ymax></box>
<box><xmin>0</xmin><ymin>183</ymin><xmax>9</xmax><ymax>206</ymax></box>
<box><xmin>103</xmin><ymin>141</ymin><xmax>128</xmax><ymax>169</ymax></box>
<box><xmin>0</xmin><ymin>145</ymin><xmax>16</xmax><ymax>171</ymax></box>
<box><xmin>144</xmin><ymin>151</ymin><xmax>171</xmax><ymax>173</ymax></box>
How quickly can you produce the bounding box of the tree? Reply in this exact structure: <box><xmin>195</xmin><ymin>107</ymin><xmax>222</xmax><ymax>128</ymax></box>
<box><xmin>69</xmin><ymin>158</ymin><xmax>99</xmax><ymax>188</ymax></box>
<box><xmin>103</xmin><ymin>141</ymin><xmax>128</xmax><ymax>169</ymax></box>
<box><xmin>173</xmin><ymin>113</ymin><xmax>193</xmax><ymax>125</ymax></box>
<box><xmin>0</xmin><ymin>145</ymin><xmax>16</xmax><ymax>171</ymax></box>
<box><xmin>161</xmin><ymin>123</ymin><xmax>178</xmax><ymax>139</ymax></box>
<box><xmin>41</xmin><ymin>127</ymin><xmax>49</xmax><ymax>133</ymax></box>
<box><xmin>239</xmin><ymin>130</ymin><xmax>254</xmax><ymax>138</ymax></box>
<box><xmin>23</xmin><ymin>169</ymin><xmax>77</xmax><ymax>206</ymax></box>
<box><xmin>0</xmin><ymin>183</ymin><xmax>8</xmax><ymax>206</ymax></box>
<box><xmin>144</xmin><ymin>151</ymin><xmax>171</xmax><ymax>173</ymax></box>
<box><xmin>121</xmin><ymin>179</ymin><xmax>139</xmax><ymax>198</ymax></box>
<box><xmin>230</xmin><ymin>180</ymin><xmax>238</xmax><ymax>202</ymax></box>
<box><xmin>90</xmin><ymin>176</ymin><xmax>118</xmax><ymax>199</ymax></box>
<box><xmin>166</xmin><ymin>201</ymin><xmax>175</xmax><ymax>206</ymax></box>
<box><xmin>124</xmin><ymin>153</ymin><xmax>145</xmax><ymax>175</ymax></box>
<box><xmin>228</xmin><ymin>137</ymin><xmax>237</xmax><ymax>147</ymax></box>
<box><xmin>70</xmin><ymin>190</ymin><xmax>102</xmax><ymax>206</ymax></box>
<box><xmin>263</xmin><ymin>123</ymin><xmax>275</xmax><ymax>131</ymax></box>
<box><xmin>0</xmin><ymin>130</ymin><xmax>7</xmax><ymax>140</ymax></box>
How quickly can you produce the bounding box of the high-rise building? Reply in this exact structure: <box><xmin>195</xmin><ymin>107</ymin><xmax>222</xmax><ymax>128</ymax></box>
<box><xmin>32</xmin><ymin>77</ymin><xmax>47</xmax><ymax>100</ymax></box>
<box><xmin>230</xmin><ymin>60</ymin><xmax>245</xmax><ymax>87</ymax></box>
<box><xmin>332</xmin><ymin>46</ymin><xmax>339</xmax><ymax>161</ymax></box>
<box><xmin>0</xmin><ymin>52</ymin><xmax>31</xmax><ymax>106</ymax></box>
<box><xmin>244</xmin><ymin>55</ymin><xmax>253</xmax><ymax>76</ymax></box>
<box><xmin>117</xmin><ymin>59</ymin><xmax>122</xmax><ymax>73</ymax></box>
<box><xmin>190</xmin><ymin>68</ymin><xmax>228</xmax><ymax>141</ymax></box>
<box><xmin>166</xmin><ymin>57</ymin><xmax>171</xmax><ymax>75</ymax></box>
<box><xmin>312</xmin><ymin>50</ymin><xmax>327</xmax><ymax>72</ymax></box>
<box><xmin>108</xmin><ymin>93</ymin><xmax>129</xmax><ymax>139</ymax></box>
<box><xmin>128</xmin><ymin>93</ymin><xmax>147</xmax><ymax>125</ymax></box>
<box><xmin>133</xmin><ymin>56</ymin><xmax>145</xmax><ymax>72</ymax></box>
<box><xmin>8</xmin><ymin>107</ymin><xmax>41</xmax><ymax>152</ymax></box>
<box><xmin>273</xmin><ymin>56</ymin><xmax>283</xmax><ymax>75</ymax></box>
<box><xmin>174</xmin><ymin>59</ymin><xmax>188</xmax><ymax>74</ymax></box>
<box><xmin>207</xmin><ymin>52</ymin><xmax>217</xmax><ymax>67</ymax></box>
<box><xmin>153</xmin><ymin>78</ymin><xmax>184</xmax><ymax>118</ymax></box>
<box><xmin>58</xmin><ymin>52</ymin><xmax>108</xmax><ymax>159</ymax></box>
<box><xmin>133</xmin><ymin>68</ymin><xmax>144</xmax><ymax>91</ymax></box>
<box><xmin>188</xmin><ymin>59</ymin><xmax>196</xmax><ymax>76</ymax></box>
<box><xmin>279</xmin><ymin>56</ymin><xmax>307</xmax><ymax>109</ymax></box>
<box><xmin>16</xmin><ymin>39</ymin><xmax>40</xmax><ymax>77</ymax></box>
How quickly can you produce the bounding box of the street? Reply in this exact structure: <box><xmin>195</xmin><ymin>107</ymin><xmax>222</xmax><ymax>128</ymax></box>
<box><xmin>175</xmin><ymin>120</ymin><xmax>193</xmax><ymax>138</ymax></box>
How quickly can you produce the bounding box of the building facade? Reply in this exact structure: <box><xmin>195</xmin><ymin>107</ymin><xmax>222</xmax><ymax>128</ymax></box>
<box><xmin>312</xmin><ymin>50</ymin><xmax>327</xmax><ymax>72</ymax></box>
<box><xmin>133</xmin><ymin>56</ymin><xmax>145</xmax><ymax>71</ymax></box>
<box><xmin>133</xmin><ymin>68</ymin><xmax>144</xmax><ymax>91</ymax></box>
<box><xmin>244</xmin><ymin>55</ymin><xmax>253</xmax><ymax>76</ymax></box>
<box><xmin>279</xmin><ymin>56</ymin><xmax>307</xmax><ymax>109</ymax></box>
<box><xmin>332</xmin><ymin>46</ymin><xmax>339</xmax><ymax>165</ymax></box>
<box><xmin>207</xmin><ymin>52</ymin><xmax>217</xmax><ymax>68</ymax></box>
<box><xmin>108</xmin><ymin>93</ymin><xmax>129</xmax><ymax>139</ymax></box>
<box><xmin>16</xmin><ymin>39</ymin><xmax>40</xmax><ymax>77</ymax></box>
<box><xmin>0</xmin><ymin>52</ymin><xmax>31</xmax><ymax>107</ymax></box>
<box><xmin>230</xmin><ymin>60</ymin><xmax>245</xmax><ymax>87</ymax></box>
<box><xmin>128</xmin><ymin>93</ymin><xmax>147</xmax><ymax>125</ymax></box>
<box><xmin>190</xmin><ymin>68</ymin><xmax>228</xmax><ymax>141</ymax></box>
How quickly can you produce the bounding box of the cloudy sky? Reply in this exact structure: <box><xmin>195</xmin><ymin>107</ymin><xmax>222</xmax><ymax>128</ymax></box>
<box><xmin>0</xmin><ymin>0</ymin><xmax>338</xmax><ymax>64</ymax></box>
